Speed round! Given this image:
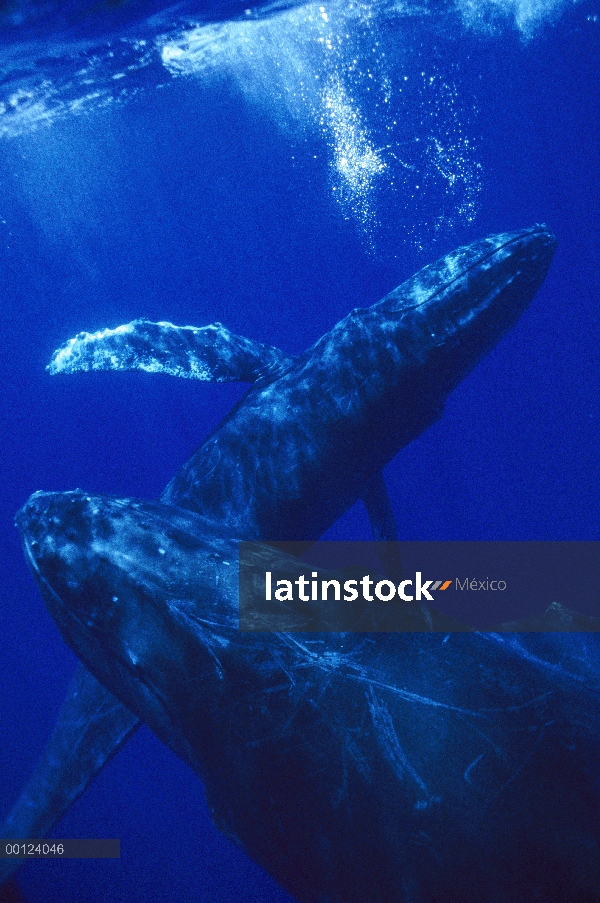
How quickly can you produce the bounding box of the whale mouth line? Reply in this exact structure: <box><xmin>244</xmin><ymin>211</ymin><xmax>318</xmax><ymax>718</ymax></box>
<box><xmin>395</xmin><ymin>224</ymin><xmax>556</xmax><ymax>316</ymax></box>
<box><xmin>18</xmin><ymin>527</ymin><xmax>169</xmax><ymax>711</ymax></box>
<box><xmin>28</xmin><ymin>554</ymin><xmax>193</xmax><ymax>763</ymax></box>
<box><xmin>19</xmin><ymin>528</ymin><xmax>43</xmax><ymax>581</ymax></box>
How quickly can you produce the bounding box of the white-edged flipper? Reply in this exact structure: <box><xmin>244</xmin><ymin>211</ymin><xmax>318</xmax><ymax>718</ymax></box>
<box><xmin>48</xmin><ymin>319</ymin><xmax>293</xmax><ymax>384</ymax></box>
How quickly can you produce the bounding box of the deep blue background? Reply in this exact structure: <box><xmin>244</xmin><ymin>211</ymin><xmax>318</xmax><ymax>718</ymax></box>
<box><xmin>0</xmin><ymin>2</ymin><xmax>599</xmax><ymax>900</ymax></box>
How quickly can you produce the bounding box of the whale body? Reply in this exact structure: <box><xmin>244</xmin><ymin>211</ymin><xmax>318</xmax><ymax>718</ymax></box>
<box><xmin>2</xmin><ymin>226</ymin><xmax>558</xmax><ymax>893</ymax></box>
<box><xmin>51</xmin><ymin>225</ymin><xmax>557</xmax><ymax>539</ymax></box>
<box><xmin>15</xmin><ymin>488</ymin><xmax>600</xmax><ymax>903</ymax></box>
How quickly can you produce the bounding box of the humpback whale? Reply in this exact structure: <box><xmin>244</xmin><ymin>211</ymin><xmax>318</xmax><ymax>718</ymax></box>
<box><xmin>49</xmin><ymin>225</ymin><xmax>556</xmax><ymax>540</ymax></box>
<box><xmin>1</xmin><ymin>226</ymin><xmax>562</xmax><ymax>898</ymax></box>
<box><xmin>15</xmin><ymin>490</ymin><xmax>600</xmax><ymax>903</ymax></box>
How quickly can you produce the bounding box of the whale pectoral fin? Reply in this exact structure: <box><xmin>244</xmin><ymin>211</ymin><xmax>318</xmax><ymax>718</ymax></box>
<box><xmin>0</xmin><ymin>664</ymin><xmax>139</xmax><ymax>885</ymax></box>
<box><xmin>362</xmin><ymin>471</ymin><xmax>403</xmax><ymax>583</ymax></box>
<box><xmin>362</xmin><ymin>471</ymin><xmax>398</xmax><ymax>542</ymax></box>
<box><xmin>48</xmin><ymin>319</ymin><xmax>294</xmax><ymax>384</ymax></box>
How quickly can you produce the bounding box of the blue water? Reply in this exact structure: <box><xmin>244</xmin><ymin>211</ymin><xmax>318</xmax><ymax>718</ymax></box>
<box><xmin>0</xmin><ymin>1</ymin><xmax>599</xmax><ymax>900</ymax></box>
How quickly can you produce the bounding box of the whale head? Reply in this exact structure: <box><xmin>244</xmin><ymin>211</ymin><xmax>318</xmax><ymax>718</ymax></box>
<box><xmin>378</xmin><ymin>224</ymin><xmax>557</xmax><ymax>387</ymax></box>
<box><xmin>16</xmin><ymin>489</ymin><xmax>241</xmax><ymax>765</ymax></box>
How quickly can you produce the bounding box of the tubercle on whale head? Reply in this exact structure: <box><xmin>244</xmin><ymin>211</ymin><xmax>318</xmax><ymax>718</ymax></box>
<box><xmin>14</xmin><ymin>489</ymin><xmax>256</xmax><ymax>769</ymax></box>
<box><xmin>375</xmin><ymin>224</ymin><xmax>557</xmax><ymax>374</ymax></box>
<box><xmin>378</xmin><ymin>224</ymin><xmax>556</xmax><ymax>316</ymax></box>
<box><xmin>15</xmin><ymin>491</ymin><xmax>238</xmax><ymax>724</ymax></box>
<box><xmin>278</xmin><ymin>225</ymin><xmax>556</xmax><ymax>447</ymax></box>
<box><xmin>361</xmin><ymin>226</ymin><xmax>555</xmax><ymax>449</ymax></box>
<box><xmin>296</xmin><ymin>225</ymin><xmax>556</xmax><ymax>388</ymax></box>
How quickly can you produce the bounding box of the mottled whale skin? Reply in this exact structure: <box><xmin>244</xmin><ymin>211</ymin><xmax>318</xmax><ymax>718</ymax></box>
<box><xmin>52</xmin><ymin>225</ymin><xmax>557</xmax><ymax>540</ymax></box>
<box><xmin>16</xmin><ymin>489</ymin><xmax>600</xmax><ymax>903</ymax></box>
<box><xmin>2</xmin><ymin>227</ymin><xmax>557</xmax><ymax>887</ymax></box>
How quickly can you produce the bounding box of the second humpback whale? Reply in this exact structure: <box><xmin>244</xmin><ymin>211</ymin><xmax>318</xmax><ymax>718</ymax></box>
<box><xmin>16</xmin><ymin>488</ymin><xmax>600</xmax><ymax>902</ymax></box>
<box><xmin>1</xmin><ymin>226</ymin><xmax>559</xmax><ymax>894</ymax></box>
